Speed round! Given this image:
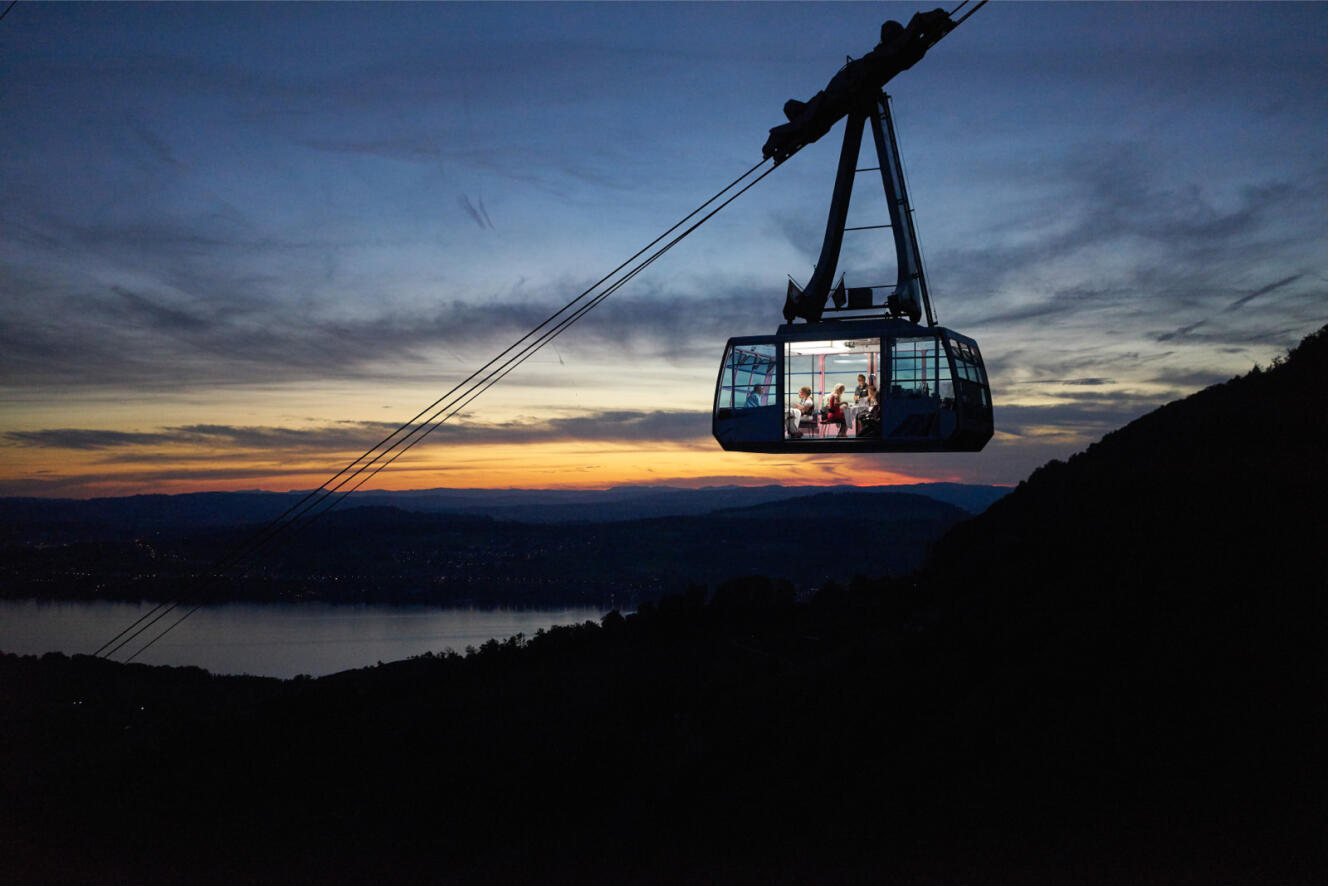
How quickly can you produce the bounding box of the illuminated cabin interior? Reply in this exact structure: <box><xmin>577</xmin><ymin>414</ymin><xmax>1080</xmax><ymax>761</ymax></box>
<box><xmin>713</xmin><ymin>86</ymin><xmax>993</xmax><ymax>455</ymax></box>
<box><xmin>713</xmin><ymin>319</ymin><xmax>991</xmax><ymax>453</ymax></box>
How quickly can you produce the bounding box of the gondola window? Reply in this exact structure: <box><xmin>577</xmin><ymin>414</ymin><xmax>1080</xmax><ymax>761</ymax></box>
<box><xmin>716</xmin><ymin>343</ymin><xmax>776</xmax><ymax>412</ymax></box>
<box><xmin>890</xmin><ymin>337</ymin><xmax>951</xmax><ymax>401</ymax></box>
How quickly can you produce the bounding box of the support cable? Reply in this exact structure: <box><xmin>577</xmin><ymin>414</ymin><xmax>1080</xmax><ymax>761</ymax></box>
<box><xmin>883</xmin><ymin>93</ymin><xmax>939</xmax><ymax>327</ymax></box>
<box><xmin>953</xmin><ymin>0</ymin><xmax>987</xmax><ymax>28</ymax></box>
<box><xmin>302</xmin><ymin>163</ymin><xmax>779</xmax><ymax>524</ymax></box>
<box><xmin>108</xmin><ymin>158</ymin><xmax>778</xmax><ymax>662</ymax></box>
<box><xmin>104</xmin><ymin>0</ymin><xmax>993</xmax><ymax>663</ymax></box>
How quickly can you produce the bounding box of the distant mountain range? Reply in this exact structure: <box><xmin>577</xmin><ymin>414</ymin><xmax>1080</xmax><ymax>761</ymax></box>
<box><xmin>0</xmin><ymin>481</ymin><xmax>1008</xmax><ymax>542</ymax></box>
<box><xmin>5</xmin><ymin>326</ymin><xmax>1326</xmax><ymax>881</ymax></box>
<box><xmin>355</xmin><ymin>481</ymin><xmax>1009</xmax><ymax>523</ymax></box>
<box><xmin>1</xmin><ymin>486</ymin><xmax>995</xmax><ymax>606</ymax></box>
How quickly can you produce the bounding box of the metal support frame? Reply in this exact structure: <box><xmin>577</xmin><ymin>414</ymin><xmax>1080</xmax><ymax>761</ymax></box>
<box><xmin>872</xmin><ymin>92</ymin><xmax>934</xmax><ymax>327</ymax></box>
<box><xmin>782</xmin><ymin>93</ymin><xmax>934</xmax><ymax>327</ymax></box>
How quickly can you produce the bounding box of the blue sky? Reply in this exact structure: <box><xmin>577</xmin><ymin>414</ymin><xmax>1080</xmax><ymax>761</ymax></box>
<box><xmin>1</xmin><ymin>2</ymin><xmax>1325</xmax><ymax>496</ymax></box>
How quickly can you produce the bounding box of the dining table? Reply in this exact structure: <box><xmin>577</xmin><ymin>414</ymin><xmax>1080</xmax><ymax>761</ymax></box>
<box><xmin>842</xmin><ymin>403</ymin><xmax>868</xmax><ymax>436</ymax></box>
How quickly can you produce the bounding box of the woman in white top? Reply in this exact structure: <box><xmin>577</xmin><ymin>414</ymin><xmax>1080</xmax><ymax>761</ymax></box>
<box><xmin>786</xmin><ymin>385</ymin><xmax>815</xmax><ymax>437</ymax></box>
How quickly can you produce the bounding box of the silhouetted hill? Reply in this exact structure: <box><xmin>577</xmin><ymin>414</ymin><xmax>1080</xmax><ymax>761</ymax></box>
<box><xmin>927</xmin><ymin>324</ymin><xmax>1327</xmax><ymax>592</ymax></box>
<box><xmin>0</xmin><ymin>482</ymin><xmax>1007</xmax><ymax>543</ymax></box>
<box><xmin>0</xmin><ymin>491</ymin><xmax>301</xmax><ymax>543</ymax></box>
<box><xmin>2</xmin><ymin>492</ymin><xmax>969</xmax><ymax>606</ymax></box>
<box><xmin>707</xmin><ymin>488</ymin><xmax>961</xmax><ymax>521</ymax></box>
<box><xmin>365</xmin><ymin>482</ymin><xmax>1009</xmax><ymax>522</ymax></box>
<box><xmin>3</xmin><ymin>327</ymin><xmax>1325</xmax><ymax>882</ymax></box>
<box><xmin>869</xmin><ymin>324</ymin><xmax>1328</xmax><ymax>877</ymax></box>
<box><xmin>256</xmin><ymin>488</ymin><xmax>966</xmax><ymax>600</ymax></box>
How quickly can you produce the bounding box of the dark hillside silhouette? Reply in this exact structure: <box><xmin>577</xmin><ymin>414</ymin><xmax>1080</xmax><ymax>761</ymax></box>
<box><xmin>2</xmin><ymin>326</ymin><xmax>1325</xmax><ymax>882</ymax></box>
<box><xmin>881</xmin><ymin>323</ymin><xmax>1328</xmax><ymax>875</ymax></box>
<box><xmin>0</xmin><ymin>482</ymin><xmax>1008</xmax><ymax>543</ymax></box>
<box><xmin>929</xmin><ymin>322</ymin><xmax>1328</xmax><ymax>591</ymax></box>
<box><xmin>3</xmin><ymin>491</ymin><xmax>970</xmax><ymax>606</ymax></box>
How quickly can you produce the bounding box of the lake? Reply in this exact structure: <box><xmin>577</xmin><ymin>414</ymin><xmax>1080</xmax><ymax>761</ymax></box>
<box><xmin>0</xmin><ymin>599</ymin><xmax>607</xmax><ymax>678</ymax></box>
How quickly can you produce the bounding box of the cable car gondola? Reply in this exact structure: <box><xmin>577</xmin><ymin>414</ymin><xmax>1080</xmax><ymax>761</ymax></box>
<box><xmin>715</xmin><ymin>317</ymin><xmax>991</xmax><ymax>454</ymax></box>
<box><xmin>713</xmin><ymin>37</ymin><xmax>993</xmax><ymax>454</ymax></box>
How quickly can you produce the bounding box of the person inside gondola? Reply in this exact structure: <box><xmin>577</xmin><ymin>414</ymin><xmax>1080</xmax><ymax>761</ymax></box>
<box><xmin>786</xmin><ymin>385</ymin><xmax>815</xmax><ymax>437</ymax></box>
<box><xmin>824</xmin><ymin>383</ymin><xmax>847</xmax><ymax>437</ymax></box>
<box><xmin>854</xmin><ymin>374</ymin><xmax>869</xmax><ymax>403</ymax></box>
<box><xmin>867</xmin><ymin>383</ymin><xmax>879</xmax><ymax>406</ymax></box>
<box><xmin>859</xmin><ymin>390</ymin><xmax>883</xmax><ymax>438</ymax></box>
<box><xmin>745</xmin><ymin>383</ymin><xmax>766</xmax><ymax>409</ymax></box>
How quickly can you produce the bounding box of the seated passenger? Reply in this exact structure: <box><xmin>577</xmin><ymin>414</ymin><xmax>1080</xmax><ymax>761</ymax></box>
<box><xmin>745</xmin><ymin>383</ymin><xmax>766</xmax><ymax>409</ymax></box>
<box><xmin>867</xmin><ymin>383</ymin><xmax>879</xmax><ymax>406</ymax></box>
<box><xmin>786</xmin><ymin>385</ymin><xmax>815</xmax><ymax>437</ymax></box>
<box><xmin>854</xmin><ymin>374</ymin><xmax>869</xmax><ymax>403</ymax></box>
<box><xmin>859</xmin><ymin>397</ymin><xmax>883</xmax><ymax>437</ymax></box>
<box><xmin>824</xmin><ymin>383</ymin><xmax>847</xmax><ymax>437</ymax></box>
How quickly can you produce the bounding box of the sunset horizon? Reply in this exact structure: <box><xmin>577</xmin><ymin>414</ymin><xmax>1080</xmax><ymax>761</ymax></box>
<box><xmin>4</xmin><ymin>3</ymin><xmax>1323</xmax><ymax>499</ymax></box>
<box><xmin>3</xmin><ymin>5</ymin><xmax>1325</xmax><ymax>880</ymax></box>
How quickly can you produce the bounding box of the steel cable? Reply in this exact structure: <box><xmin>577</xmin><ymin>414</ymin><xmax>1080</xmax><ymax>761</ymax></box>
<box><xmin>107</xmin><ymin>157</ymin><xmax>776</xmax><ymax>662</ymax></box>
<box><xmin>103</xmin><ymin>0</ymin><xmax>993</xmax><ymax>663</ymax></box>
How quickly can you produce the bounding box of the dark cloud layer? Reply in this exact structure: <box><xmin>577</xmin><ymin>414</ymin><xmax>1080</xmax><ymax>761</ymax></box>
<box><xmin>931</xmin><ymin>145</ymin><xmax>1328</xmax><ymax>357</ymax></box>
<box><xmin>3</xmin><ymin>63</ymin><xmax>1323</xmax><ymax>394</ymax></box>
<box><xmin>2</xmin><ymin>2</ymin><xmax>1325</xmax><ymax>498</ymax></box>
<box><xmin>4</xmin><ymin>393</ymin><xmax>1168</xmax><ymax>474</ymax></box>
<box><xmin>0</xmin><ymin>237</ymin><xmax>774</xmax><ymax>389</ymax></box>
<box><xmin>3</xmin><ymin>410</ymin><xmax>712</xmax><ymax>455</ymax></box>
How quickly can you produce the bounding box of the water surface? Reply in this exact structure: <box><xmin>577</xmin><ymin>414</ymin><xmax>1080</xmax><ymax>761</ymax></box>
<box><xmin>0</xmin><ymin>599</ymin><xmax>605</xmax><ymax>678</ymax></box>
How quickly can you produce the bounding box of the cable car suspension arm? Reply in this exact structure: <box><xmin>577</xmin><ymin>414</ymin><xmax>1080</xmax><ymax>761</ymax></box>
<box><xmin>771</xmin><ymin>4</ymin><xmax>987</xmax><ymax>325</ymax></box>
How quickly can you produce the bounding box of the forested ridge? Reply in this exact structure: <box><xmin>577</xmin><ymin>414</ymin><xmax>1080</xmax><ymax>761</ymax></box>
<box><xmin>3</xmin><ymin>326</ymin><xmax>1326</xmax><ymax>882</ymax></box>
<box><xmin>1</xmin><ymin>490</ymin><xmax>969</xmax><ymax>607</ymax></box>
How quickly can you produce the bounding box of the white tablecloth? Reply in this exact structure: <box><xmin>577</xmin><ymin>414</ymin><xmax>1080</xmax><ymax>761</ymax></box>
<box><xmin>842</xmin><ymin>404</ymin><xmax>867</xmax><ymax>434</ymax></box>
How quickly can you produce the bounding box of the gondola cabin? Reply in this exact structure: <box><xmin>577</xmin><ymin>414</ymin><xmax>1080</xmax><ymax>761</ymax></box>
<box><xmin>714</xmin><ymin>318</ymin><xmax>991</xmax><ymax>453</ymax></box>
<box><xmin>714</xmin><ymin>63</ymin><xmax>994</xmax><ymax>455</ymax></box>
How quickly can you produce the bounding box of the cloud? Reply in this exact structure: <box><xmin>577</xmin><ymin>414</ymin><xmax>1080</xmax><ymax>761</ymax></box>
<box><xmin>2</xmin><ymin>423</ymin><xmax>393</xmax><ymax>453</ymax></box>
<box><xmin>109</xmin><ymin>285</ymin><xmax>214</xmax><ymax>333</ymax></box>
<box><xmin>1157</xmin><ymin>274</ymin><xmax>1303</xmax><ymax>342</ymax></box>
<box><xmin>1021</xmin><ymin>377</ymin><xmax>1114</xmax><ymax>387</ymax></box>
<box><xmin>0</xmin><ymin>231</ymin><xmax>780</xmax><ymax>390</ymax></box>
<box><xmin>3</xmin><ymin>1</ymin><xmax>1325</xmax><ymax>501</ymax></box>
<box><xmin>125</xmin><ymin>114</ymin><xmax>183</xmax><ymax>170</ymax></box>
<box><xmin>994</xmin><ymin>396</ymin><xmax>1173</xmax><ymax>440</ymax></box>
<box><xmin>921</xmin><ymin>142</ymin><xmax>1328</xmax><ymax>403</ymax></box>
<box><xmin>302</xmin><ymin>136</ymin><xmax>444</xmax><ymax>161</ymax></box>
<box><xmin>0</xmin><ymin>397</ymin><xmax>1159</xmax><ymax>496</ymax></box>
<box><xmin>3</xmin><ymin>429</ymin><xmax>176</xmax><ymax>450</ymax></box>
<box><xmin>1146</xmin><ymin>367</ymin><xmax>1237</xmax><ymax>389</ymax></box>
<box><xmin>458</xmin><ymin>195</ymin><xmax>495</xmax><ymax>231</ymax></box>
<box><xmin>953</xmin><ymin>145</ymin><xmax>1320</xmax><ymax>282</ymax></box>
<box><xmin>3</xmin><ymin>410</ymin><xmax>714</xmax><ymax>455</ymax></box>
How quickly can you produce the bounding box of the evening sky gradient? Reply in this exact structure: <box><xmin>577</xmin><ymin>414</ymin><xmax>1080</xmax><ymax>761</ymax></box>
<box><xmin>2</xmin><ymin>2</ymin><xmax>1325</xmax><ymax>496</ymax></box>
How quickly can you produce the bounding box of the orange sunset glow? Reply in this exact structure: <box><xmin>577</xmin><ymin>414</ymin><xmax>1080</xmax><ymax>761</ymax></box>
<box><xmin>3</xmin><ymin>434</ymin><xmax>958</xmax><ymax>499</ymax></box>
<box><xmin>2</xmin><ymin>2</ymin><xmax>1321</xmax><ymax>503</ymax></box>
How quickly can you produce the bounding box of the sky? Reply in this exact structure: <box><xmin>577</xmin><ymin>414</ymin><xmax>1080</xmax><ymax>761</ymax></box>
<box><xmin>1</xmin><ymin>1</ymin><xmax>1325</xmax><ymax>498</ymax></box>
